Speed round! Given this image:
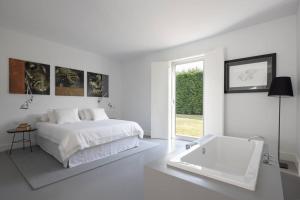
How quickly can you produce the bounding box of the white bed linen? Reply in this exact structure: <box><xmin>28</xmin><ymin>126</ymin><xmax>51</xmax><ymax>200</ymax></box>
<box><xmin>36</xmin><ymin>119</ymin><xmax>144</xmax><ymax>161</ymax></box>
<box><xmin>37</xmin><ymin>135</ymin><xmax>139</xmax><ymax>167</ymax></box>
<box><xmin>68</xmin><ymin>136</ymin><xmax>139</xmax><ymax>167</ymax></box>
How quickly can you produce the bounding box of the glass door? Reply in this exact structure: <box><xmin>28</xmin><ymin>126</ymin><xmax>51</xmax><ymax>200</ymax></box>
<box><xmin>174</xmin><ymin>60</ymin><xmax>204</xmax><ymax>140</ymax></box>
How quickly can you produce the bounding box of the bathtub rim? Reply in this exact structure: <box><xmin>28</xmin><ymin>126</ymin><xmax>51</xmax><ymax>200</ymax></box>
<box><xmin>167</xmin><ymin>135</ymin><xmax>264</xmax><ymax>191</ymax></box>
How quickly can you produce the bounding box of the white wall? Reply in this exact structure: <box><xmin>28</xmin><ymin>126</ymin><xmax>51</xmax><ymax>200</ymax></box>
<box><xmin>151</xmin><ymin>62</ymin><xmax>171</xmax><ymax>139</ymax></box>
<box><xmin>0</xmin><ymin>27</ymin><xmax>122</xmax><ymax>151</ymax></box>
<box><xmin>122</xmin><ymin>15</ymin><xmax>298</xmax><ymax>155</ymax></box>
<box><xmin>296</xmin><ymin>2</ymin><xmax>300</xmax><ymax>161</ymax></box>
<box><xmin>203</xmin><ymin>48</ymin><xmax>224</xmax><ymax>136</ymax></box>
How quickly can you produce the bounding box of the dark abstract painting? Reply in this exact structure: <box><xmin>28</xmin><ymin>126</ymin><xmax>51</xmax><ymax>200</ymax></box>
<box><xmin>55</xmin><ymin>66</ymin><xmax>84</xmax><ymax>96</ymax></box>
<box><xmin>9</xmin><ymin>58</ymin><xmax>50</xmax><ymax>95</ymax></box>
<box><xmin>87</xmin><ymin>72</ymin><xmax>109</xmax><ymax>97</ymax></box>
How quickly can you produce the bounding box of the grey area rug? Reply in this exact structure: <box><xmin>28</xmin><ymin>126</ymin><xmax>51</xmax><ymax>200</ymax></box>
<box><xmin>9</xmin><ymin>140</ymin><xmax>159</xmax><ymax>190</ymax></box>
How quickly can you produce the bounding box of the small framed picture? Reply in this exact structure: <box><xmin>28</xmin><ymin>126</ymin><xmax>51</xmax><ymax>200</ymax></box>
<box><xmin>224</xmin><ymin>53</ymin><xmax>276</xmax><ymax>93</ymax></box>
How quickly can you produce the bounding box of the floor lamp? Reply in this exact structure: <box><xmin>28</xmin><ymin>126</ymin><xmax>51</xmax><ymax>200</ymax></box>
<box><xmin>268</xmin><ymin>77</ymin><xmax>293</xmax><ymax>169</ymax></box>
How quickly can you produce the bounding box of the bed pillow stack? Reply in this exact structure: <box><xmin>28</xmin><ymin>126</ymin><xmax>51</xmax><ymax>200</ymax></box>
<box><xmin>47</xmin><ymin>110</ymin><xmax>57</xmax><ymax>123</ymax></box>
<box><xmin>43</xmin><ymin>108</ymin><xmax>109</xmax><ymax>124</ymax></box>
<box><xmin>40</xmin><ymin>113</ymin><xmax>50</xmax><ymax>122</ymax></box>
<box><xmin>88</xmin><ymin>108</ymin><xmax>109</xmax><ymax>121</ymax></box>
<box><xmin>53</xmin><ymin>108</ymin><xmax>81</xmax><ymax>124</ymax></box>
<box><xmin>78</xmin><ymin>109</ymin><xmax>93</xmax><ymax>120</ymax></box>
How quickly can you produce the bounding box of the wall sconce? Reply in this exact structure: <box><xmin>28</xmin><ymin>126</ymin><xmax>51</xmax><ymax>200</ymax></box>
<box><xmin>97</xmin><ymin>97</ymin><xmax>103</xmax><ymax>104</ymax></box>
<box><xmin>20</xmin><ymin>79</ymin><xmax>34</xmax><ymax>110</ymax></box>
<box><xmin>97</xmin><ymin>92</ymin><xmax>108</xmax><ymax>104</ymax></box>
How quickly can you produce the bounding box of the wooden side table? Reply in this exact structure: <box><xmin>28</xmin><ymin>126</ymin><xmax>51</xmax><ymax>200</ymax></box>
<box><xmin>7</xmin><ymin>128</ymin><xmax>37</xmax><ymax>154</ymax></box>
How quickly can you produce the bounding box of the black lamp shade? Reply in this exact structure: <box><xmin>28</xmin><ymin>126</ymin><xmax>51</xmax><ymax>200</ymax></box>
<box><xmin>268</xmin><ymin>77</ymin><xmax>293</xmax><ymax>96</ymax></box>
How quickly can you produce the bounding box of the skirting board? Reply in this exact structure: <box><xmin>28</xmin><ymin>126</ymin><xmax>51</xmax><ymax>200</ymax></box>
<box><xmin>280</xmin><ymin>151</ymin><xmax>300</xmax><ymax>176</ymax></box>
<box><xmin>0</xmin><ymin>141</ymin><xmax>37</xmax><ymax>153</ymax></box>
<box><xmin>144</xmin><ymin>130</ymin><xmax>151</xmax><ymax>137</ymax></box>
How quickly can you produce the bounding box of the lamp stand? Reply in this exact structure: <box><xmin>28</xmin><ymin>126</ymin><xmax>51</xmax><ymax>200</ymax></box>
<box><xmin>278</xmin><ymin>96</ymin><xmax>288</xmax><ymax>169</ymax></box>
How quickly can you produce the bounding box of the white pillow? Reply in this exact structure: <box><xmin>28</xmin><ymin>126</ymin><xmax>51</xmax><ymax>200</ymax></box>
<box><xmin>78</xmin><ymin>110</ymin><xmax>85</xmax><ymax>120</ymax></box>
<box><xmin>54</xmin><ymin>108</ymin><xmax>81</xmax><ymax>124</ymax></box>
<box><xmin>89</xmin><ymin>108</ymin><xmax>109</xmax><ymax>121</ymax></box>
<box><xmin>78</xmin><ymin>109</ymin><xmax>93</xmax><ymax>120</ymax></box>
<box><xmin>40</xmin><ymin>113</ymin><xmax>49</xmax><ymax>122</ymax></box>
<box><xmin>83</xmin><ymin>109</ymin><xmax>93</xmax><ymax>120</ymax></box>
<box><xmin>47</xmin><ymin>110</ymin><xmax>56</xmax><ymax>123</ymax></box>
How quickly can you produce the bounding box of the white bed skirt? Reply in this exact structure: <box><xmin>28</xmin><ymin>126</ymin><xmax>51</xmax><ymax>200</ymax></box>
<box><xmin>36</xmin><ymin>135</ymin><xmax>140</xmax><ymax>168</ymax></box>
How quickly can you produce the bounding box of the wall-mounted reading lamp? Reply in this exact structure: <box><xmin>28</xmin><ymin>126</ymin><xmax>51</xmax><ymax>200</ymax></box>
<box><xmin>20</xmin><ymin>79</ymin><xmax>34</xmax><ymax>110</ymax></box>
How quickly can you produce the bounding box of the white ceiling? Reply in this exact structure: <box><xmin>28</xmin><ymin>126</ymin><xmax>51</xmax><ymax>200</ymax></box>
<box><xmin>0</xmin><ymin>0</ymin><xmax>298</xmax><ymax>60</ymax></box>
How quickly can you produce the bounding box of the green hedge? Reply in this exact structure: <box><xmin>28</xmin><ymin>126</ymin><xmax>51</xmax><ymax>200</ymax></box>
<box><xmin>176</xmin><ymin>69</ymin><xmax>203</xmax><ymax>115</ymax></box>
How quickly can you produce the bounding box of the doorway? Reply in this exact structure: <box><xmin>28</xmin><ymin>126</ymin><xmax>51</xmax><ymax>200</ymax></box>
<box><xmin>171</xmin><ymin>59</ymin><xmax>204</xmax><ymax>140</ymax></box>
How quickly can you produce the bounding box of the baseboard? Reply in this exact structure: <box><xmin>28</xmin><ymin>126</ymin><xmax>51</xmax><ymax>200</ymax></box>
<box><xmin>0</xmin><ymin>141</ymin><xmax>36</xmax><ymax>153</ymax></box>
<box><xmin>144</xmin><ymin>130</ymin><xmax>151</xmax><ymax>137</ymax></box>
<box><xmin>0</xmin><ymin>143</ymin><xmax>24</xmax><ymax>152</ymax></box>
<box><xmin>280</xmin><ymin>151</ymin><xmax>300</xmax><ymax>176</ymax></box>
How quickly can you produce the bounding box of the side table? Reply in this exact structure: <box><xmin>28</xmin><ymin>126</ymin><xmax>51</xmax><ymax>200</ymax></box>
<box><xmin>7</xmin><ymin>128</ymin><xmax>37</xmax><ymax>154</ymax></box>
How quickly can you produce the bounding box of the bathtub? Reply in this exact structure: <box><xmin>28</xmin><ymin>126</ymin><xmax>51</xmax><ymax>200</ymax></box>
<box><xmin>167</xmin><ymin>135</ymin><xmax>264</xmax><ymax>191</ymax></box>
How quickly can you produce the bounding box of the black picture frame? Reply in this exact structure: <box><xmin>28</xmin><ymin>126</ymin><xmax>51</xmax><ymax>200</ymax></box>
<box><xmin>224</xmin><ymin>53</ymin><xmax>276</xmax><ymax>93</ymax></box>
<box><xmin>9</xmin><ymin>58</ymin><xmax>50</xmax><ymax>95</ymax></box>
<box><xmin>55</xmin><ymin>66</ymin><xmax>84</xmax><ymax>96</ymax></box>
<box><xmin>87</xmin><ymin>72</ymin><xmax>109</xmax><ymax>97</ymax></box>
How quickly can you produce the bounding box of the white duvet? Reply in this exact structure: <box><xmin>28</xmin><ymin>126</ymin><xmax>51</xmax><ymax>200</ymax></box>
<box><xmin>36</xmin><ymin>119</ymin><xmax>144</xmax><ymax>161</ymax></box>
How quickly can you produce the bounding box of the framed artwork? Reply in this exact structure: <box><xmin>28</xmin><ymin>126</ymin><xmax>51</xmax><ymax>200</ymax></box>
<box><xmin>55</xmin><ymin>66</ymin><xmax>84</xmax><ymax>96</ymax></box>
<box><xmin>9</xmin><ymin>58</ymin><xmax>50</xmax><ymax>95</ymax></box>
<box><xmin>224</xmin><ymin>53</ymin><xmax>276</xmax><ymax>93</ymax></box>
<box><xmin>87</xmin><ymin>72</ymin><xmax>109</xmax><ymax>97</ymax></box>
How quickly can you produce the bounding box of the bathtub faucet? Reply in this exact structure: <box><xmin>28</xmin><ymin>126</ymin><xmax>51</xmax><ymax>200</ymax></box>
<box><xmin>186</xmin><ymin>141</ymin><xmax>199</xmax><ymax>150</ymax></box>
<box><xmin>248</xmin><ymin>136</ymin><xmax>264</xmax><ymax>142</ymax></box>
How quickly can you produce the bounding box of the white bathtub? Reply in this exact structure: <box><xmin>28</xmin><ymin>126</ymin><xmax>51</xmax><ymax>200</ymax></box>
<box><xmin>167</xmin><ymin>135</ymin><xmax>264</xmax><ymax>191</ymax></box>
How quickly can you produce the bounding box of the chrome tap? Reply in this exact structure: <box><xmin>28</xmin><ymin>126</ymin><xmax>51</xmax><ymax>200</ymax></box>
<box><xmin>262</xmin><ymin>152</ymin><xmax>274</xmax><ymax>165</ymax></box>
<box><xmin>186</xmin><ymin>141</ymin><xmax>198</xmax><ymax>150</ymax></box>
<box><xmin>248</xmin><ymin>136</ymin><xmax>264</xmax><ymax>142</ymax></box>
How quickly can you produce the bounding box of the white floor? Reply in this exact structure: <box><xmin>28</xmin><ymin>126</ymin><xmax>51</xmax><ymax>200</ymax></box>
<box><xmin>0</xmin><ymin>139</ymin><xmax>186</xmax><ymax>200</ymax></box>
<box><xmin>0</xmin><ymin>139</ymin><xmax>298</xmax><ymax>200</ymax></box>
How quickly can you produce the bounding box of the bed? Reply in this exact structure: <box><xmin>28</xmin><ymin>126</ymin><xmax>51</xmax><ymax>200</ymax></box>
<box><xmin>36</xmin><ymin>119</ymin><xmax>144</xmax><ymax>167</ymax></box>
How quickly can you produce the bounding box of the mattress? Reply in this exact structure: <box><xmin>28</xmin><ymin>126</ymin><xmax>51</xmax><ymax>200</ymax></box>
<box><xmin>36</xmin><ymin>119</ymin><xmax>144</xmax><ymax>161</ymax></box>
<box><xmin>37</xmin><ymin>135</ymin><xmax>140</xmax><ymax>167</ymax></box>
